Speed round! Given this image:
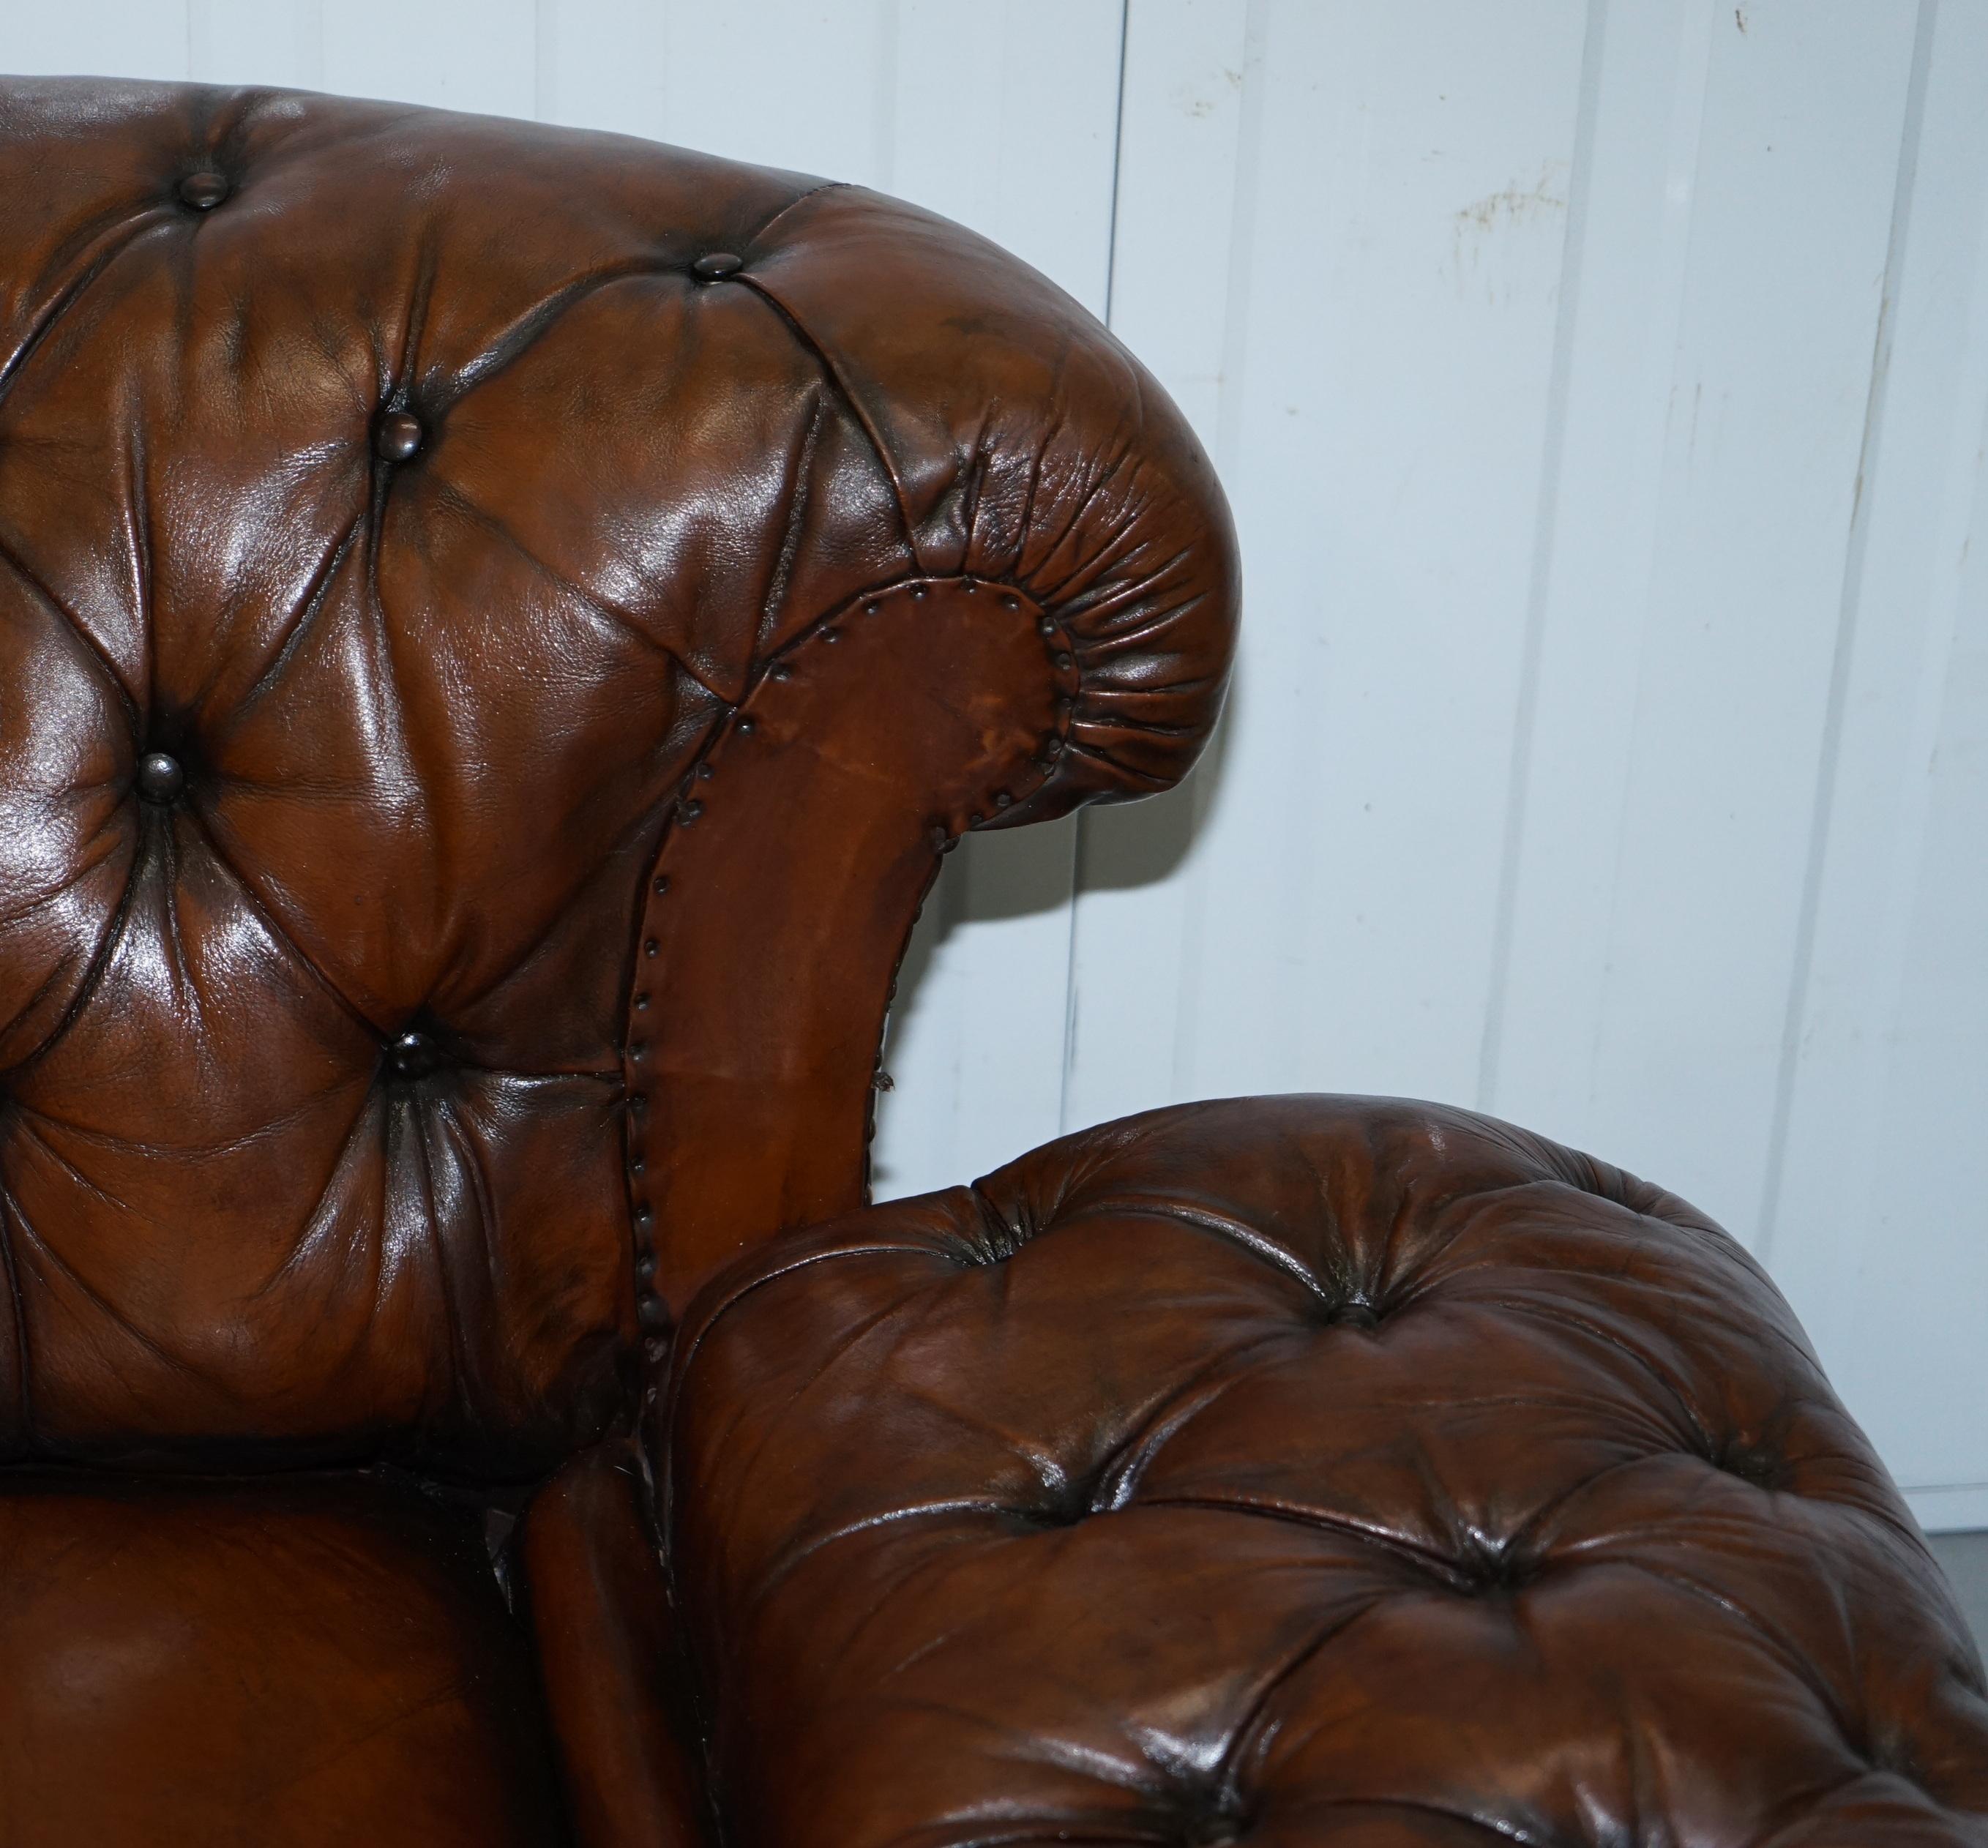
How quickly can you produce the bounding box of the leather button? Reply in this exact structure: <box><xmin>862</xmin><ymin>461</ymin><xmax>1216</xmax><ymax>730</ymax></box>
<box><xmin>387</xmin><ymin>1029</ymin><xmax>442</xmax><ymax>1080</ymax></box>
<box><xmin>1320</xmin><ymin>1301</ymin><xmax>1380</xmax><ymax>1330</ymax></box>
<box><xmin>375</xmin><ymin>410</ymin><xmax>425</xmax><ymax>462</ymax></box>
<box><xmin>691</xmin><ymin>251</ymin><xmax>743</xmax><ymax>281</ymax></box>
<box><xmin>135</xmin><ymin>751</ymin><xmax>185</xmax><ymax>805</ymax></box>
<box><xmin>176</xmin><ymin>171</ymin><xmax>229</xmax><ymax>210</ymax></box>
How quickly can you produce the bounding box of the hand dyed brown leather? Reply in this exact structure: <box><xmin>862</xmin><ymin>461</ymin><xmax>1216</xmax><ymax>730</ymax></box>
<box><xmin>667</xmin><ymin>1097</ymin><xmax>1988</xmax><ymax>1846</ymax></box>
<box><xmin>0</xmin><ymin>74</ymin><xmax>1233</xmax><ymax>1477</ymax></box>
<box><xmin>0</xmin><ymin>1471</ymin><xmax>565</xmax><ymax>1847</ymax></box>
<box><xmin>0</xmin><ymin>75</ymin><xmax>1233</xmax><ymax>1844</ymax></box>
<box><xmin>3</xmin><ymin>73</ymin><xmax>1981</xmax><ymax>1848</ymax></box>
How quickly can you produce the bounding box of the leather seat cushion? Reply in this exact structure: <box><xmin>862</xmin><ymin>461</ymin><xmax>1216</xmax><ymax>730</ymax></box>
<box><xmin>0</xmin><ymin>1472</ymin><xmax>566</xmax><ymax>1847</ymax></box>
<box><xmin>664</xmin><ymin>1095</ymin><xmax>1988</xmax><ymax>1847</ymax></box>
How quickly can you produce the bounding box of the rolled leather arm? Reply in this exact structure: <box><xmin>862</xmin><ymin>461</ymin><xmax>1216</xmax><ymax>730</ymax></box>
<box><xmin>743</xmin><ymin>181</ymin><xmax>1240</xmax><ymax>823</ymax></box>
<box><xmin>630</xmin><ymin>181</ymin><xmax>1241</xmax><ymax>1306</ymax></box>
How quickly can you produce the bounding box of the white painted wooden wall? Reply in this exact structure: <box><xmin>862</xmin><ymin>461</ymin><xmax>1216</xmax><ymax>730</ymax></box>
<box><xmin>10</xmin><ymin>0</ymin><xmax>1986</xmax><ymax>1531</ymax></box>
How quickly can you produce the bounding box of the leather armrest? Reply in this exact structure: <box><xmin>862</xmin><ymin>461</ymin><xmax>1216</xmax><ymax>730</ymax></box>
<box><xmin>635</xmin><ymin>188</ymin><xmax>1241</xmax><ymax>1312</ymax></box>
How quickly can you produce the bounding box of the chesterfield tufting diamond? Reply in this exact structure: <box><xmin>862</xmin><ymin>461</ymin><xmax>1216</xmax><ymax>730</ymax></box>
<box><xmin>0</xmin><ymin>74</ymin><xmax>1980</xmax><ymax>1848</ymax></box>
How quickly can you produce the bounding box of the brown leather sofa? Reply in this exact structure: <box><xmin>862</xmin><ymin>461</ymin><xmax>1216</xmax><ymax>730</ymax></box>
<box><xmin>0</xmin><ymin>77</ymin><xmax>1981</xmax><ymax>1847</ymax></box>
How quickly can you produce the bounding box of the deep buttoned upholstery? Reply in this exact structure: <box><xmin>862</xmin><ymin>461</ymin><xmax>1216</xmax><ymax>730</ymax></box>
<box><xmin>1</xmin><ymin>72</ymin><xmax>1979</xmax><ymax>1848</ymax></box>
<box><xmin>665</xmin><ymin>1098</ymin><xmax>1988</xmax><ymax>1847</ymax></box>
<box><xmin>0</xmin><ymin>78</ymin><xmax>1233</xmax><ymax>1477</ymax></box>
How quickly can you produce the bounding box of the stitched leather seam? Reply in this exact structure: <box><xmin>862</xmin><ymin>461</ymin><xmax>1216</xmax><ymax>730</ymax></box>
<box><xmin>736</xmin><ymin>277</ymin><xmax>919</xmax><ymax>561</ymax></box>
<box><xmin>0</xmin><ymin>1179</ymin><xmax>34</xmax><ymax>1450</ymax></box>
<box><xmin>425</xmin><ymin>474</ymin><xmax>733</xmax><ymax>706</ymax></box>
<box><xmin>214</xmin><ymin>505</ymin><xmax>367</xmax><ymax>733</ymax></box>
<box><xmin>743</xmin><ymin>179</ymin><xmax>853</xmax><ymax>247</ymax></box>
<box><xmin>1214</xmin><ymin>1596</ymin><xmax>1394</xmax><ymax>1824</ymax></box>
<box><xmin>177</xmin><ymin>802</ymin><xmax>383</xmax><ymax>1043</ymax></box>
<box><xmin>1</xmin><ymin>805</ymin><xmax>144</xmax><ymax>1084</ymax></box>
<box><xmin>0</xmin><ymin>527</ymin><xmax>140</xmax><ymax>727</ymax></box>
<box><xmin>1602</xmin><ymin>1554</ymin><xmax>1866</xmax><ymax>1753</ymax></box>
<box><xmin>0</xmin><ymin>206</ymin><xmax>171</xmax><ymax>407</ymax></box>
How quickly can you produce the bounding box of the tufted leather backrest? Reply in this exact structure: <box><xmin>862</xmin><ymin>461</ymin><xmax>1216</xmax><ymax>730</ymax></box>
<box><xmin>0</xmin><ymin>79</ymin><xmax>1237</xmax><ymax>1478</ymax></box>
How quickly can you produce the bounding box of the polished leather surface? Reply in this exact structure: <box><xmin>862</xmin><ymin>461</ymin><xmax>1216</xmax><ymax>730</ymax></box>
<box><xmin>523</xmin><ymin>1441</ymin><xmax>707</xmax><ymax>1847</ymax></box>
<box><xmin>667</xmin><ymin>1096</ymin><xmax>1988</xmax><ymax>1846</ymax></box>
<box><xmin>0</xmin><ymin>77</ymin><xmax>1236</xmax><ymax>1473</ymax></box>
<box><xmin>0</xmin><ymin>1471</ymin><xmax>566</xmax><ymax>1846</ymax></box>
<box><xmin>8</xmin><ymin>74</ymin><xmax>1978</xmax><ymax>1848</ymax></box>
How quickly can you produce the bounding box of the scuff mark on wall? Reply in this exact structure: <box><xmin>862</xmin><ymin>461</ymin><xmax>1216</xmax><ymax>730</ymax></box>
<box><xmin>1456</xmin><ymin>169</ymin><xmax>1569</xmax><ymax>233</ymax></box>
<box><xmin>1451</xmin><ymin>160</ymin><xmax>1569</xmax><ymax>303</ymax></box>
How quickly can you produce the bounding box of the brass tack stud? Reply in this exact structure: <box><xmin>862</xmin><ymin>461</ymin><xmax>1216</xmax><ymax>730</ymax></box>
<box><xmin>644</xmin><ymin>938</ymin><xmax>659</xmax><ymax>957</ymax></box>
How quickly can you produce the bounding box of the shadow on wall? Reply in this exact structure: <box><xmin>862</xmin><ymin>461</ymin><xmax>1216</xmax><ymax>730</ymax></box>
<box><xmin>879</xmin><ymin>689</ymin><xmax>1239</xmax><ymax>1140</ymax></box>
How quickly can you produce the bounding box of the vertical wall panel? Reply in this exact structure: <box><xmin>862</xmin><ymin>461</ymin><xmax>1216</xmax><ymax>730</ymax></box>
<box><xmin>1071</xmin><ymin>0</ymin><xmax>1590</xmax><ymax>1125</ymax></box>
<box><xmin>8</xmin><ymin>4</ymin><xmax>189</xmax><ymax>76</ymax></box>
<box><xmin>1479</xmin><ymin>0</ymin><xmax>1719</xmax><ymax>1142</ymax></box>
<box><xmin>1493</xmin><ymin>0</ymin><xmax>1921</xmax><ymax>1226</ymax></box>
<box><xmin>320</xmin><ymin>0</ymin><xmax>537</xmax><ymax>116</ymax></box>
<box><xmin>653</xmin><ymin>0</ymin><xmax>894</xmax><ymax>182</ymax></box>
<box><xmin>537</xmin><ymin>0</ymin><xmax>668</xmax><ymax>137</ymax></box>
<box><xmin>188</xmin><ymin>1</ymin><xmax>322</xmax><ymax>88</ymax></box>
<box><xmin>862</xmin><ymin>1</ymin><xmax>1126</xmax><ymax>1200</ymax></box>
<box><xmin>1063</xmin><ymin>0</ymin><xmax>1251</xmax><ymax>1134</ymax></box>
<box><xmin>1765</xmin><ymin>0</ymin><xmax>1988</xmax><ymax>1527</ymax></box>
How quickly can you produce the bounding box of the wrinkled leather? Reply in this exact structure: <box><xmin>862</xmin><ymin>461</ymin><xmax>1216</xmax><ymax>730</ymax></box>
<box><xmin>0</xmin><ymin>78</ymin><xmax>1236</xmax><ymax>1475</ymax></box>
<box><xmin>0</xmin><ymin>1471</ymin><xmax>566</xmax><ymax>1847</ymax></box>
<box><xmin>666</xmin><ymin>1096</ymin><xmax>1988</xmax><ymax>1847</ymax></box>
